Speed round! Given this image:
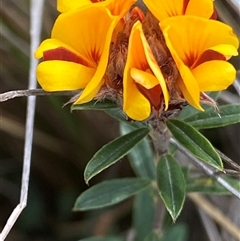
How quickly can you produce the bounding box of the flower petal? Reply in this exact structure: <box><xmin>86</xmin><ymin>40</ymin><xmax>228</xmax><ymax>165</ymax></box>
<box><xmin>74</xmin><ymin>16</ymin><xmax>120</xmax><ymax>104</ymax></box>
<box><xmin>123</xmin><ymin>21</ymin><xmax>170</xmax><ymax>120</ymax></box>
<box><xmin>185</xmin><ymin>0</ymin><xmax>213</xmax><ymax>18</ymax></box>
<box><xmin>131</xmin><ymin>68</ymin><xmax>159</xmax><ymax>89</ymax></box>
<box><xmin>143</xmin><ymin>0</ymin><xmax>184</xmax><ymax>20</ymax></box>
<box><xmin>43</xmin><ymin>47</ymin><xmax>90</xmax><ymax>67</ymax></box>
<box><xmin>124</xmin><ymin>75</ymin><xmax>151</xmax><ymax>121</ymax></box>
<box><xmin>137</xmin><ymin>22</ymin><xmax>169</xmax><ymax>108</ymax></box>
<box><xmin>160</xmin><ymin>25</ymin><xmax>202</xmax><ymax>110</ymax></box>
<box><xmin>131</xmin><ymin>68</ymin><xmax>163</xmax><ymax>112</ymax></box>
<box><xmin>208</xmin><ymin>44</ymin><xmax>239</xmax><ymax>59</ymax></box>
<box><xmin>57</xmin><ymin>0</ymin><xmax>137</xmax><ymax>16</ymax></box>
<box><xmin>35</xmin><ymin>39</ymin><xmax>81</xmax><ymax>60</ymax></box>
<box><xmin>57</xmin><ymin>0</ymin><xmax>92</xmax><ymax>12</ymax></box>
<box><xmin>192</xmin><ymin>49</ymin><xmax>225</xmax><ymax>68</ymax></box>
<box><xmin>123</xmin><ymin>21</ymin><xmax>155</xmax><ymax>120</ymax></box>
<box><xmin>192</xmin><ymin>60</ymin><xmax>236</xmax><ymax>91</ymax></box>
<box><xmin>37</xmin><ymin>60</ymin><xmax>95</xmax><ymax>91</ymax></box>
<box><xmin>160</xmin><ymin>16</ymin><xmax>239</xmax><ymax>68</ymax></box>
<box><xmin>52</xmin><ymin>6</ymin><xmax>116</xmax><ymax>66</ymax></box>
<box><xmin>103</xmin><ymin>0</ymin><xmax>137</xmax><ymax>16</ymax></box>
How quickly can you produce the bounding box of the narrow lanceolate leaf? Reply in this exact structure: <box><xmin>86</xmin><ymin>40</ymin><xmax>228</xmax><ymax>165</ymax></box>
<box><xmin>183</xmin><ymin>104</ymin><xmax>240</xmax><ymax>129</ymax></box>
<box><xmin>120</xmin><ymin>122</ymin><xmax>156</xmax><ymax>180</ymax></box>
<box><xmin>144</xmin><ymin>231</ymin><xmax>160</xmax><ymax>241</ymax></box>
<box><xmin>157</xmin><ymin>155</ymin><xmax>186</xmax><ymax>221</ymax></box>
<box><xmin>71</xmin><ymin>99</ymin><xmax>118</xmax><ymax>111</ymax></box>
<box><xmin>84</xmin><ymin>128</ymin><xmax>150</xmax><ymax>183</ymax></box>
<box><xmin>166</xmin><ymin>119</ymin><xmax>223</xmax><ymax>170</ymax></box>
<box><xmin>73</xmin><ymin>178</ymin><xmax>151</xmax><ymax>211</ymax></box>
<box><xmin>133</xmin><ymin>188</ymin><xmax>155</xmax><ymax>241</ymax></box>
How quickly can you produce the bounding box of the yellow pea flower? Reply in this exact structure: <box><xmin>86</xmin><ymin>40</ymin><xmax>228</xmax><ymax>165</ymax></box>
<box><xmin>160</xmin><ymin>16</ymin><xmax>239</xmax><ymax>109</ymax></box>
<box><xmin>123</xmin><ymin>21</ymin><xmax>169</xmax><ymax>121</ymax></box>
<box><xmin>35</xmin><ymin>0</ymin><xmax>136</xmax><ymax>104</ymax></box>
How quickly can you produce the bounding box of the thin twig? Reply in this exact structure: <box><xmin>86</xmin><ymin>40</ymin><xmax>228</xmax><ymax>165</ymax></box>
<box><xmin>0</xmin><ymin>89</ymin><xmax>80</xmax><ymax>102</ymax></box>
<box><xmin>217</xmin><ymin>149</ymin><xmax>240</xmax><ymax>172</ymax></box>
<box><xmin>188</xmin><ymin>193</ymin><xmax>240</xmax><ymax>240</ymax></box>
<box><xmin>170</xmin><ymin>138</ymin><xmax>240</xmax><ymax>199</ymax></box>
<box><xmin>215</xmin><ymin>169</ymin><xmax>240</xmax><ymax>178</ymax></box>
<box><xmin>0</xmin><ymin>0</ymin><xmax>45</xmax><ymax>240</ymax></box>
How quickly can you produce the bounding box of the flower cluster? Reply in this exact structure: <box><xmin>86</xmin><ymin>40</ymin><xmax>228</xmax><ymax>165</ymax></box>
<box><xmin>35</xmin><ymin>0</ymin><xmax>239</xmax><ymax>121</ymax></box>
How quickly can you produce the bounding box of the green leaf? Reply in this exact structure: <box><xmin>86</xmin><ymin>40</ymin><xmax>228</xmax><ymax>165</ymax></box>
<box><xmin>73</xmin><ymin>178</ymin><xmax>151</xmax><ymax>211</ymax></box>
<box><xmin>84</xmin><ymin>127</ymin><xmax>150</xmax><ymax>183</ymax></box>
<box><xmin>161</xmin><ymin>224</ymin><xmax>188</xmax><ymax>241</ymax></box>
<box><xmin>144</xmin><ymin>231</ymin><xmax>160</xmax><ymax>241</ymax></box>
<box><xmin>157</xmin><ymin>155</ymin><xmax>186</xmax><ymax>221</ymax></box>
<box><xmin>183</xmin><ymin>104</ymin><xmax>240</xmax><ymax>129</ymax></box>
<box><xmin>166</xmin><ymin>119</ymin><xmax>223</xmax><ymax>170</ymax></box>
<box><xmin>133</xmin><ymin>188</ymin><xmax>155</xmax><ymax>241</ymax></box>
<box><xmin>120</xmin><ymin>122</ymin><xmax>156</xmax><ymax>180</ymax></box>
<box><xmin>186</xmin><ymin>176</ymin><xmax>240</xmax><ymax>195</ymax></box>
<box><xmin>78</xmin><ymin>237</ymin><xmax>124</xmax><ymax>241</ymax></box>
<box><xmin>71</xmin><ymin>99</ymin><xmax>118</xmax><ymax>111</ymax></box>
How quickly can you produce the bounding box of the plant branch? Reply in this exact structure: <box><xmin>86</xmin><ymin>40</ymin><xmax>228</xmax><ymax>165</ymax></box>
<box><xmin>217</xmin><ymin>149</ymin><xmax>240</xmax><ymax>172</ymax></box>
<box><xmin>170</xmin><ymin>138</ymin><xmax>240</xmax><ymax>199</ymax></box>
<box><xmin>0</xmin><ymin>89</ymin><xmax>80</xmax><ymax>102</ymax></box>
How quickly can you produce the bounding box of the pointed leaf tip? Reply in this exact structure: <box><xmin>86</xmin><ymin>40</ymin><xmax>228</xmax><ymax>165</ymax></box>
<box><xmin>166</xmin><ymin>119</ymin><xmax>223</xmax><ymax>170</ymax></box>
<box><xmin>157</xmin><ymin>155</ymin><xmax>186</xmax><ymax>221</ymax></box>
<box><xmin>74</xmin><ymin>178</ymin><xmax>151</xmax><ymax>211</ymax></box>
<box><xmin>84</xmin><ymin>127</ymin><xmax>150</xmax><ymax>183</ymax></box>
<box><xmin>183</xmin><ymin>104</ymin><xmax>240</xmax><ymax>129</ymax></box>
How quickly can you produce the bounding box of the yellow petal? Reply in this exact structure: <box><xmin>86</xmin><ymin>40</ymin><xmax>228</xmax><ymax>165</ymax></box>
<box><xmin>186</xmin><ymin>0</ymin><xmax>213</xmax><ymax>18</ymax></box>
<box><xmin>74</xmin><ymin>16</ymin><xmax>120</xmax><ymax>104</ymax></box>
<box><xmin>123</xmin><ymin>21</ymin><xmax>170</xmax><ymax>119</ymax></box>
<box><xmin>138</xmin><ymin>24</ymin><xmax>169</xmax><ymax>109</ymax></box>
<box><xmin>208</xmin><ymin>44</ymin><xmax>239</xmax><ymax>59</ymax></box>
<box><xmin>57</xmin><ymin>0</ymin><xmax>136</xmax><ymax>16</ymax></box>
<box><xmin>131</xmin><ymin>68</ymin><xmax>158</xmax><ymax>89</ymax></box>
<box><xmin>160</xmin><ymin>16</ymin><xmax>239</xmax><ymax>68</ymax></box>
<box><xmin>103</xmin><ymin>0</ymin><xmax>137</xmax><ymax>16</ymax></box>
<box><xmin>192</xmin><ymin>60</ymin><xmax>236</xmax><ymax>91</ymax></box>
<box><xmin>35</xmin><ymin>39</ymin><xmax>83</xmax><ymax>60</ymax></box>
<box><xmin>123</xmin><ymin>72</ymin><xmax>151</xmax><ymax>121</ymax></box>
<box><xmin>161</xmin><ymin>25</ymin><xmax>202</xmax><ymax>110</ymax></box>
<box><xmin>177</xmin><ymin>79</ymin><xmax>203</xmax><ymax>111</ymax></box>
<box><xmin>57</xmin><ymin>0</ymin><xmax>92</xmax><ymax>12</ymax></box>
<box><xmin>36</xmin><ymin>60</ymin><xmax>95</xmax><ymax>91</ymax></box>
<box><xmin>143</xmin><ymin>0</ymin><xmax>184</xmax><ymax>20</ymax></box>
<box><xmin>123</xmin><ymin>21</ymin><xmax>155</xmax><ymax>120</ymax></box>
<box><xmin>52</xmin><ymin>6</ymin><xmax>115</xmax><ymax>67</ymax></box>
